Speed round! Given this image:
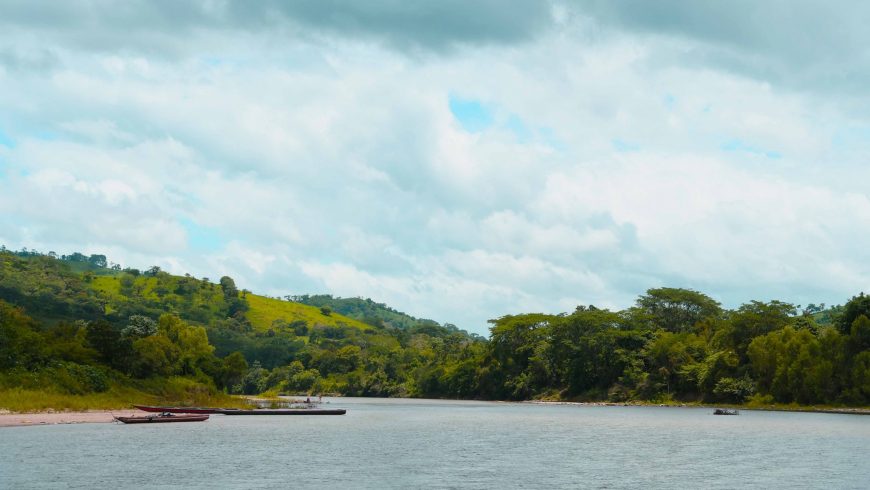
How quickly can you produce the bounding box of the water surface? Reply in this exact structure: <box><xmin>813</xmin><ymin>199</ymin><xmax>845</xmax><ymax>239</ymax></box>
<box><xmin>2</xmin><ymin>398</ymin><xmax>868</xmax><ymax>489</ymax></box>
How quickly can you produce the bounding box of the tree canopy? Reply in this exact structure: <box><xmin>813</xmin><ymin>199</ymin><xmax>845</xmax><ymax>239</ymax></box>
<box><xmin>1</xmin><ymin>248</ymin><xmax>868</xmax><ymax>407</ymax></box>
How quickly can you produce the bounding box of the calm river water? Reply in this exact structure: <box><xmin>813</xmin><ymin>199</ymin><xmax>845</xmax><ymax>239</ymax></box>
<box><xmin>1</xmin><ymin>397</ymin><xmax>869</xmax><ymax>489</ymax></box>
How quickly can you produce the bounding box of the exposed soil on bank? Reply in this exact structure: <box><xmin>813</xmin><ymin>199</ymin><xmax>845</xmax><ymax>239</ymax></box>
<box><xmin>0</xmin><ymin>410</ymin><xmax>141</xmax><ymax>427</ymax></box>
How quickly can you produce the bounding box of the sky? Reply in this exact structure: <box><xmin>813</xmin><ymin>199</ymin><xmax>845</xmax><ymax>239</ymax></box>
<box><xmin>2</xmin><ymin>1</ymin><xmax>870</xmax><ymax>335</ymax></box>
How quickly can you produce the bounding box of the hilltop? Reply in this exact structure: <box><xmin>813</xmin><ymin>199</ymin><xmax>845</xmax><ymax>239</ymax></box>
<box><xmin>290</xmin><ymin>294</ymin><xmax>480</xmax><ymax>338</ymax></box>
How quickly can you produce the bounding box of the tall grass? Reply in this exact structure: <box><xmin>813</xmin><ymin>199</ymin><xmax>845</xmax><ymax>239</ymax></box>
<box><xmin>0</xmin><ymin>378</ymin><xmax>251</xmax><ymax>413</ymax></box>
<box><xmin>0</xmin><ymin>385</ymin><xmax>148</xmax><ymax>412</ymax></box>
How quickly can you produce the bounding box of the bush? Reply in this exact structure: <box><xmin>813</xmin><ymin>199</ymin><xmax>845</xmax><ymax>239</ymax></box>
<box><xmin>745</xmin><ymin>393</ymin><xmax>775</xmax><ymax>406</ymax></box>
<box><xmin>713</xmin><ymin>376</ymin><xmax>756</xmax><ymax>403</ymax></box>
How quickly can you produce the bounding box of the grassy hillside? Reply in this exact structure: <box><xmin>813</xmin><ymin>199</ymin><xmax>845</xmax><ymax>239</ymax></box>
<box><xmin>245</xmin><ymin>294</ymin><xmax>374</xmax><ymax>332</ymax></box>
<box><xmin>292</xmin><ymin>294</ymin><xmax>477</xmax><ymax>338</ymax></box>
<box><xmin>88</xmin><ymin>273</ymin><xmax>374</xmax><ymax>333</ymax></box>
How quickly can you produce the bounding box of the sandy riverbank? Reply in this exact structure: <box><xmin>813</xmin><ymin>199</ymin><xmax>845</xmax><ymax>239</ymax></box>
<box><xmin>0</xmin><ymin>410</ymin><xmax>141</xmax><ymax>428</ymax></box>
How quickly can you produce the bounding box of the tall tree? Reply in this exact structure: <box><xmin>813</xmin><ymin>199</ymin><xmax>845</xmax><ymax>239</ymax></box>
<box><xmin>838</xmin><ymin>293</ymin><xmax>870</xmax><ymax>334</ymax></box>
<box><xmin>635</xmin><ymin>288</ymin><xmax>722</xmax><ymax>332</ymax></box>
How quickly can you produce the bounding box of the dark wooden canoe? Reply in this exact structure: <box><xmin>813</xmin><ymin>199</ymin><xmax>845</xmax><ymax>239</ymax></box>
<box><xmin>713</xmin><ymin>408</ymin><xmax>740</xmax><ymax>415</ymax></box>
<box><xmin>217</xmin><ymin>408</ymin><xmax>346</xmax><ymax>415</ymax></box>
<box><xmin>134</xmin><ymin>405</ymin><xmax>219</xmax><ymax>414</ymax></box>
<box><xmin>115</xmin><ymin>414</ymin><xmax>210</xmax><ymax>424</ymax></box>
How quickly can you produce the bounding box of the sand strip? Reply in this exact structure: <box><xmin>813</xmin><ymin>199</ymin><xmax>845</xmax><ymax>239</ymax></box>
<box><xmin>0</xmin><ymin>410</ymin><xmax>141</xmax><ymax>427</ymax></box>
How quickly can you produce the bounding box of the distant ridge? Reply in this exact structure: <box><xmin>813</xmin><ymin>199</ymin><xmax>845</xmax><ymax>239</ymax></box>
<box><xmin>290</xmin><ymin>294</ymin><xmax>479</xmax><ymax>339</ymax></box>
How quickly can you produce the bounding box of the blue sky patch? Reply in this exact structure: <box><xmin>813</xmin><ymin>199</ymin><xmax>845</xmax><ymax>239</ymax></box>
<box><xmin>612</xmin><ymin>139</ymin><xmax>641</xmax><ymax>152</ymax></box>
<box><xmin>721</xmin><ymin>139</ymin><xmax>782</xmax><ymax>159</ymax></box>
<box><xmin>505</xmin><ymin>114</ymin><xmax>532</xmax><ymax>143</ymax></box>
<box><xmin>35</xmin><ymin>130</ymin><xmax>58</xmax><ymax>141</ymax></box>
<box><xmin>181</xmin><ymin>218</ymin><xmax>224</xmax><ymax>252</ymax></box>
<box><xmin>0</xmin><ymin>128</ymin><xmax>15</xmax><ymax>148</ymax></box>
<box><xmin>201</xmin><ymin>56</ymin><xmax>225</xmax><ymax>67</ymax></box>
<box><xmin>538</xmin><ymin>126</ymin><xmax>567</xmax><ymax>152</ymax></box>
<box><xmin>831</xmin><ymin>125</ymin><xmax>870</xmax><ymax>150</ymax></box>
<box><xmin>449</xmin><ymin>95</ymin><xmax>494</xmax><ymax>133</ymax></box>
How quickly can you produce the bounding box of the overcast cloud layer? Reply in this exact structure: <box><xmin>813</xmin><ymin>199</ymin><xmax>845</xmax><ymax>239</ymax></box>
<box><xmin>2</xmin><ymin>1</ymin><xmax>870</xmax><ymax>334</ymax></box>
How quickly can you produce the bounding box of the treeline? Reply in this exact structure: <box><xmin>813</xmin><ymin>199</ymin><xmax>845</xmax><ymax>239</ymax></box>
<box><xmin>471</xmin><ymin>291</ymin><xmax>870</xmax><ymax>405</ymax></box>
<box><xmin>1</xmin><ymin>248</ymin><xmax>869</xmax><ymax>407</ymax></box>
<box><xmin>0</xmin><ymin>302</ymin><xmax>245</xmax><ymax>396</ymax></box>
<box><xmin>0</xmin><ymin>250</ymin><xmax>483</xmax><ymax>401</ymax></box>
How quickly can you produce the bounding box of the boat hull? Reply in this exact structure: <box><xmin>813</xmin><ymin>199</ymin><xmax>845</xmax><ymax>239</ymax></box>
<box><xmin>217</xmin><ymin>408</ymin><xmax>346</xmax><ymax>415</ymax></box>
<box><xmin>132</xmin><ymin>405</ymin><xmax>347</xmax><ymax>415</ymax></box>
<box><xmin>133</xmin><ymin>405</ymin><xmax>219</xmax><ymax>414</ymax></box>
<box><xmin>115</xmin><ymin>414</ymin><xmax>210</xmax><ymax>424</ymax></box>
<box><xmin>713</xmin><ymin>408</ymin><xmax>740</xmax><ymax>415</ymax></box>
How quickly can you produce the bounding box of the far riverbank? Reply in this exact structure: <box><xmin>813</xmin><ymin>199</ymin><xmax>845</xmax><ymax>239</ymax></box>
<box><xmin>4</xmin><ymin>398</ymin><xmax>869</xmax><ymax>429</ymax></box>
<box><xmin>525</xmin><ymin>400</ymin><xmax>870</xmax><ymax>415</ymax></box>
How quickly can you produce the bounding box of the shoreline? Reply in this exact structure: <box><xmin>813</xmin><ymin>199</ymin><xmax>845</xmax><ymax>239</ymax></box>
<box><xmin>0</xmin><ymin>409</ymin><xmax>140</xmax><ymax>428</ymax></box>
<box><xmin>3</xmin><ymin>399</ymin><xmax>869</xmax><ymax>427</ymax></box>
<box><xmin>524</xmin><ymin>400</ymin><xmax>870</xmax><ymax>415</ymax></box>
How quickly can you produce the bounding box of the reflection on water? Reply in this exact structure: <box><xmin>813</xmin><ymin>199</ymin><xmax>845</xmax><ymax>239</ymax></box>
<box><xmin>2</xmin><ymin>397</ymin><xmax>869</xmax><ymax>489</ymax></box>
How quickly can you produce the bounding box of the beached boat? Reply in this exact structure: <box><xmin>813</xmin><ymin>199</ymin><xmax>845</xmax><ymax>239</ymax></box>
<box><xmin>114</xmin><ymin>414</ymin><xmax>210</xmax><ymax>424</ymax></box>
<box><xmin>217</xmin><ymin>408</ymin><xmax>346</xmax><ymax>415</ymax></box>
<box><xmin>133</xmin><ymin>405</ymin><xmax>219</xmax><ymax>414</ymax></box>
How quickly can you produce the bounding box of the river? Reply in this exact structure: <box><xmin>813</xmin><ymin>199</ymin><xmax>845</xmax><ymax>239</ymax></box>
<box><xmin>2</xmin><ymin>397</ymin><xmax>868</xmax><ymax>489</ymax></box>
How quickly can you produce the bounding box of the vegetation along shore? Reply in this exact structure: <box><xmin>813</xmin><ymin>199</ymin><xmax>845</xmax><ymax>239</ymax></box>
<box><xmin>1</xmin><ymin>248</ymin><xmax>868</xmax><ymax>414</ymax></box>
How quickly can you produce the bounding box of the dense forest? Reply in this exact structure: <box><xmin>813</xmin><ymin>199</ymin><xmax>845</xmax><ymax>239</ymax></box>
<box><xmin>1</xmin><ymin>247</ymin><xmax>868</xmax><ymax>410</ymax></box>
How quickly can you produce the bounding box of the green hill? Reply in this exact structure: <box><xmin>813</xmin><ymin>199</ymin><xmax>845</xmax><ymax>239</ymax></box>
<box><xmin>245</xmin><ymin>294</ymin><xmax>374</xmax><ymax>332</ymax></box>
<box><xmin>291</xmin><ymin>294</ymin><xmax>478</xmax><ymax>338</ymax></box>
<box><xmin>0</xmin><ymin>248</ymin><xmax>479</xmax><ymax>410</ymax></box>
<box><xmin>3</xmin><ymin>246</ymin><xmax>868</xmax><ymax>411</ymax></box>
<box><xmin>88</xmin><ymin>273</ymin><xmax>375</xmax><ymax>333</ymax></box>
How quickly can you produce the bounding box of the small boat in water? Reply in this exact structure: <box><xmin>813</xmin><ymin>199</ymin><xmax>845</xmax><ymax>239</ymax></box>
<box><xmin>133</xmin><ymin>405</ymin><xmax>219</xmax><ymax>414</ymax></box>
<box><xmin>115</xmin><ymin>413</ymin><xmax>210</xmax><ymax>424</ymax></box>
<box><xmin>713</xmin><ymin>408</ymin><xmax>740</xmax><ymax>415</ymax></box>
<box><xmin>217</xmin><ymin>408</ymin><xmax>346</xmax><ymax>416</ymax></box>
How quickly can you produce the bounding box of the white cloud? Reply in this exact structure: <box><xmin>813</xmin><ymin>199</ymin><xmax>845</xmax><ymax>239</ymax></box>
<box><xmin>2</xmin><ymin>5</ymin><xmax>870</xmax><ymax>334</ymax></box>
